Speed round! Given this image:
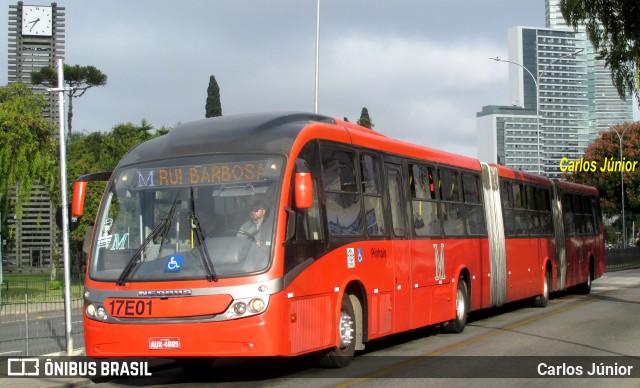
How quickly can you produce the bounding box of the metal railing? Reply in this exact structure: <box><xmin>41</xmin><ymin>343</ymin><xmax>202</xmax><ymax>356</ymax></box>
<box><xmin>605</xmin><ymin>246</ymin><xmax>640</xmax><ymax>272</ymax></box>
<box><xmin>0</xmin><ymin>274</ymin><xmax>85</xmax><ymax>356</ymax></box>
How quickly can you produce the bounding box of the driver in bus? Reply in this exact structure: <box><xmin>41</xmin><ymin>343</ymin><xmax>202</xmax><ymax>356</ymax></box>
<box><xmin>239</xmin><ymin>197</ymin><xmax>269</xmax><ymax>246</ymax></box>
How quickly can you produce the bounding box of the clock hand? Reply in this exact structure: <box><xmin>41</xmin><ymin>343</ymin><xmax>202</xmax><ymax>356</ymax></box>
<box><xmin>29</xmin><ymin>18</ymin><xmax>40</xmax><ymax>32</ymax></box>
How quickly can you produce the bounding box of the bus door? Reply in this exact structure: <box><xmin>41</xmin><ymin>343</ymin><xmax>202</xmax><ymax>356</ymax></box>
<box><xmin>385</xmin><ymin>163</ymin><xmax>411</xmax><ymax>333</ymax></box>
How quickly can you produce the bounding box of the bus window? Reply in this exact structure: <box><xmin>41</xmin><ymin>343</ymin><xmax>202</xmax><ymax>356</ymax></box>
<box><xmin>512</xmin><ymin>183</ymin><xmax>528</xmax><ymax>236</ymax></box>
<box><xmin>321</xmin><ymin>147</ymin><xmax>362</xmax><ymax>236</ymax></box>
<box><xmin>386</xmin><ymin>164</ymin><xmax>406</xmax><ymax>237</ymax></box>
<box><xmin>562</xmin><ymin>193</ymin><xmax>575</xmax><ymax>235</ymax></box>
<box><xmin>501</xmin><ymin>180</ymin><xmax>516</xmax><ymax>236</ymax></box>
<box><xmin>410</xmin><ymin>164</ymin><xmax>440</xmax><ymax>237</ymax></box>
<box><xmin>361</xmin><ymin>154</ymin><xmax>386</xmax><ymax>236</ymax></box>
<box><xmin>537</xmin><ymin>187</ymin><xmax>553</xmax><ymax>235</ymax></box>
<box><xmin>462</xmin><ymin>173</ymin><xmax>486</xmax><ymax>236</ymax></box>
<box><xmin>582</xmin><ymin>195</ymin><xmax>594</xmax><ymax>234</ymax></box>
<box><xmin>89</xmin><ymin>154</ymin><xmax>283</xmax><ymax>282</ymax></box>
<box><xmin>573</xmin><ymin>194</ymin><xmax>585</xmax><ymax>234</ymax></box>
<box><xmin>526</xmin><ymin>185</ymin><xmax>541</xmax><ymax>233</ymax></box>
<box><xmin>439</xmin><ymin>169</ymin><xmax>464</xmax><ymax>236</ymax></box>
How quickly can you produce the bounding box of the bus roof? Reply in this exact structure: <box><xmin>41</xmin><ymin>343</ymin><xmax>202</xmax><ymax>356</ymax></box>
<box><xmin>118</xmin><ymin>112</ymin><xmax>334</xmax><ymax>166</ymax></box>
<box><xmin>117</xmin><ymin>112</ymin><xmax>483</xmax><ymax>172</ymax></box>
<box><xmin>553</xmin><ymin>178</ymin><xmax>600</xmax><ymax>196</ymax></box>
<box><xmin>492</xmin><ymin>164</ymin><xmax>552</xmax><ymax>186</ymax></box>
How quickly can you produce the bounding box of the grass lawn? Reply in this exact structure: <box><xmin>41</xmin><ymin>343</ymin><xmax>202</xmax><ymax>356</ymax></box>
<box><xmin>1</xmin><ymin>270</ymin><xmax>84</xmax><ymax>303</ymax></box>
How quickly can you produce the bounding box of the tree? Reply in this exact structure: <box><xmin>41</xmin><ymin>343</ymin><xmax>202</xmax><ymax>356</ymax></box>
<box><xmin>564</xmin><ymin>122</ymin><xmax>640</xmax><ymax>219</ymax></box>
<box><xmin>66</xmin><ymin>120</ymin><xmax>170</xmax><ymax>249</ymax></box>
<box><xmin>0</xmin><ymin>83</ymin><xmax>58</xmax><ymax>218</ymax></box>
<box><xmin>560</xmin><ymin>0</ymin><xmax>640</xmax><ymax>107</ymax></box>
<box><xmin>31</xmin><ymin>64</ymin><xmax>107</xmax><ymax>137</ymax></box>
<box><xmin>357</xmin><ymin>107</ymin><xmax>374</xmax><ymax>129</ymax></box>
<box><xmin>205</xmin><ymin>75</ymin><xmax>222</xmax><ymax>118</ymax></box>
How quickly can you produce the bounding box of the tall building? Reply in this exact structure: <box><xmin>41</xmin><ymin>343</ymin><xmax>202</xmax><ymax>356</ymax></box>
<box><xmin>545</xmin><ymin>0</ymin><xmax>633</xmax><ymax>137</ymax></box>
<box><xmin>478</xmin><ymin>0</ymin><xmax>633</xmax><ymax>178</ymax></box>
<box><xmin>6</xmin><ymin>2</ymin><xmax>66</xmax><ymax>267</ymax></box>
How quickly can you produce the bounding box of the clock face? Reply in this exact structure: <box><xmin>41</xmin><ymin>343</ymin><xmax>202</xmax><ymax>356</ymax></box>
<box><xmin>22</xmin><ymin>6</ymin><xmax>53</xmax><ymax>36</ymax></box>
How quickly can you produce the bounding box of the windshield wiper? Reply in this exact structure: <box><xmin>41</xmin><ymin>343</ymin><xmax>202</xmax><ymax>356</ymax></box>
<box><xmin>116</xmin><ymin>193</ymin><xmax>181</xmax><ymax>286</ymax></box>
<box><xmin>189</xmin><ymin>187</ymin><xmax>218</xmax><ymax>282</ymax></box>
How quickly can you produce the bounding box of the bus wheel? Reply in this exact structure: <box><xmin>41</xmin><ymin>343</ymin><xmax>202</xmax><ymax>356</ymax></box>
<box><xmin>442</xmin><ymin>278</ymin><xmax>469</xmax><ymax>334</ymax></box>
<box><xmin>575</xmin><ymin>264</ymin><xmax>593</xmax><ymax>295</ymax></box>
<box><xmin>533</xmin><ymin>269</ymin><xmax>551</xmax><ymax>307</ymax></box>
<box><xmin>318</xmin><ymin>294</ymin><xmax>356</xmax><ymax>368</ymax></box>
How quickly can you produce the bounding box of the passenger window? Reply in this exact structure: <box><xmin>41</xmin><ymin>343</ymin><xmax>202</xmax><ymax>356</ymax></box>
<box><xmin>321</xmin><ymin>148</ymin><xmax>357</xmax><ymax>193</ymax></box>
<box><xmin>501</xmin><ymin>181</ymin><xmax>516</xmax><ymax>237</ymax></box>
<box><xmin>411</xmin><ymin>164</ymin><xmax>437</xmax><ymax>200</ymax></box>
<box><xmin>361</xmin><ymin>154</ymin><xmax>386</xmax><ymax>236</ymax></box>
<box><xmin>322</xmin><ymin>147</ymin><xmax>362</xmax><ymax>236</ymax></box>
<box><xmin>461</xmin><ymin>173</ymin><xmax>486</xmax><ymax>235</ymax></box>
<box><xmin>439</xmin><ymin>169</ymin><xmax>464</xmax><ymax>236</ymax></box>
<box><xmin>562</xmin><ymin>193</ymin><xmax>575</xmax><ymax>235</ymax></box>
<box><xmin>386</xmin><ymin>165</ymin><xmax>406</xmax><ymax>237</ymax></box>
<box><xmin>410</xmin><ymin>163</ymin><xmax>440</xmax><ymax>237</ymax></box>
<box><xmin>462</xmin><ymin>173</ymin><xmax>481</xmax><ymax>204</ymax></box>
<box><xmin>439</xmin><ymin>169</ymin><xmax>461</xmax><ymax>202</ymax></box>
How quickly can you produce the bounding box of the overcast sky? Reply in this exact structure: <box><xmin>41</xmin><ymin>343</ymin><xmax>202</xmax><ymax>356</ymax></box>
<box><xmin>2</xmin><ymin>1</ymin><xmax>637</xmax><ymax>158</ymax></box>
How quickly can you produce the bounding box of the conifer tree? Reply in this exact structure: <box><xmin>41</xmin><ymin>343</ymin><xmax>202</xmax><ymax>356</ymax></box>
<box><xmin>357</xmin><ymin>107</ymin><xmax>374</xmax><ymax>129</ymax></box>
<box><xmin>205</xmin><ymin>75</ymin><xmax>222</xmax><ymax>118</ymax></box>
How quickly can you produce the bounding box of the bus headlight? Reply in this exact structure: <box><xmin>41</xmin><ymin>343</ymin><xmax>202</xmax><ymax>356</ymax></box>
<box><xmin>248</xmin><ymin>298</ymin><xmax>265</xmax><ymax>313</ymax></box>
<box><xmin>86</xmin><ymin>304</ymin><xmax>96</xmax><ymax>317</ymax></box>
<box><xmin>223</xmin><ymin>296</ymin><xmax>269</xmax><ymax>320</ymax></box>
<box><xmin>233</xmin><ymin>302</ymin><xmax>247</xmax><ymax>315</ymax></box>
<box><xmin>96</xmin><ymin>306</ymin><xmax>108</xmax><ymax>320</ymax></box>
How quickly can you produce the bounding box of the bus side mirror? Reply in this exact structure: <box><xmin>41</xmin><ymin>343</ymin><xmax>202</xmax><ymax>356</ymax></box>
<box><xmin>72</xmin><ymin>181</ymin><xmax>88</xmax><ymax>218</ymax></box>
<box><xmin>71</xmin><ymin>171</ymin><xmax>112</xmax><ymax>218</ymax></box>
<box><xmin>294</xmin><ymin>172</ymin><xmax>313</xmax><ymax>209</ymax></box>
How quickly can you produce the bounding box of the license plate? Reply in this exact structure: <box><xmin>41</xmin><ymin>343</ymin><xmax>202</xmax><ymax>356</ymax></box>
<box><xmin>149</xmin><ymin>337</ymin><xmax>181</xmax><ymax>350</ymax></box>
<box><xmin>107</xmin><ymin>299</ymin><xmax>153</xmax><ymax>317</ymax></box>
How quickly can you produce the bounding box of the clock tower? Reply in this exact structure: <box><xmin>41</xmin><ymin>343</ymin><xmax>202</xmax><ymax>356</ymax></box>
<box><xmin>6</xmin><ymin>2</ymin><xmax>65</xmax><ymax>268</ymax></box>
<box><xmin>8</xmin><ymin>2</ymin><xmax>65</xmax><ymax>120</ymax></box>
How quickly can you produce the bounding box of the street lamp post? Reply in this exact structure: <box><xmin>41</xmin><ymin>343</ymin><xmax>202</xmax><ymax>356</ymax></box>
<box><xmin>611</xmin><ymin>121</ymin><xmax>635</xmax><ymax>247</ymax></box>
<box><xmin>314</xmin><ymin>0</ymin><xmax>320</xmax><ymax>113</ymax></box>
<box><xmin>490</xmin><ymin>48</ymin><xmax>584</xmax><ymax>176</ymax></box>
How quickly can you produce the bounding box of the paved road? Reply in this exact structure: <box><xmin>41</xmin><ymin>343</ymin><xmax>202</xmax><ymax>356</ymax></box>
<box><xmin>4</xmin><ymin>268</ymin><xmax>640</xmax><ymax>387</ymax></box>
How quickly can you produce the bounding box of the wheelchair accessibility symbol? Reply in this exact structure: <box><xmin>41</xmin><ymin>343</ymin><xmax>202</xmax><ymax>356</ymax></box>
<box><xmin>166</xmin><ymin>255</ymin><xmax>183</xmax><ymax>272</ymax></box>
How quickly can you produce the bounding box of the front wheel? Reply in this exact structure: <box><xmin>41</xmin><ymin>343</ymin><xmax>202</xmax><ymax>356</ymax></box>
<box><xmin>318</xmin><ymin>294</ymin><xmax>356</xmax><ymax>368</ymax></box>
<box><xmin>442</xmin><ymin>277</ymin><xmax>469</xmax><ymax>334</ymax></box>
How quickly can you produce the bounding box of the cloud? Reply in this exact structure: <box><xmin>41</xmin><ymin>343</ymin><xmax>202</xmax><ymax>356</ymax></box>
<box><xmin>314</xmin><ymin>34</ymin><xmax>508</xmax><ymax>156</ymax></box>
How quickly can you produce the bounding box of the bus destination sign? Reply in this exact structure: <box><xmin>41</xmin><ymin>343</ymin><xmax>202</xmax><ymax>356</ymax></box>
<box><xmin>134</xmin><ymin>161</ymin><xmax>266</xmax><ymax>188</ymax></box>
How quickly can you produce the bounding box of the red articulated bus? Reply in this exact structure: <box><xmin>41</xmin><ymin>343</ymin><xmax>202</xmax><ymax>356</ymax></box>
<box><xmin>72</xmin><ymin>112</ymin><xmax>604</xmax><ymax>368</ymax></box>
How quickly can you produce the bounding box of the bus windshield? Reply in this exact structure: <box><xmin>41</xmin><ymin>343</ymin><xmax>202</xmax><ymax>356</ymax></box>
<box><xmin>89</xmin><ymin>154</ymin><xmax>284</xmax><ymax>283</ymax></box>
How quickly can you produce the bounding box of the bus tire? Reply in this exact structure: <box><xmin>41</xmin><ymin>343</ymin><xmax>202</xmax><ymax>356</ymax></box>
<box><xmin>533</xmin><ymin>269</ymin><xmax>551</xmax><ymax>307</ymax></box>
<box><xmin>442</xmin><ymin>277</ymin><xmax>469</xmax><ymax>334</ymax></box>
<box><xmin>318</xmin><ymin>294</ymin><xmax>356</xmax><ymax>368</ymax></box>
<box><xmin>575</xmin><ymin>262</ymin><xmax>593</xmax><ymax>295</ymax></box>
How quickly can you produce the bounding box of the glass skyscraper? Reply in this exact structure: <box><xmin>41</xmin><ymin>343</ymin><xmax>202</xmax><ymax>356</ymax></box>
<box><xmin>478</xmin><ymin>0</ymin><xmax>633</xmax><ymax>178</ymax></box>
